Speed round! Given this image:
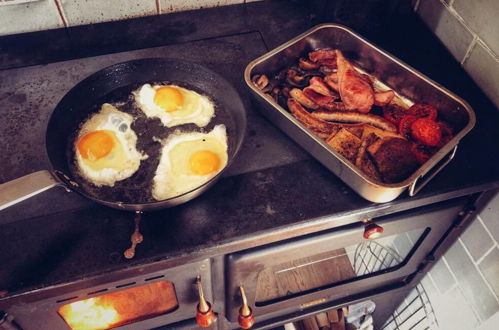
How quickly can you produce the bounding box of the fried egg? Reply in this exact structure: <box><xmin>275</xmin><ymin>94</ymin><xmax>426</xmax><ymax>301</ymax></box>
<box><xmin>133</xmin><ymin>84</ymin><xmax>215</xmax><ymax>128</ymax></box>
<box><xmin>75</xmin><ymin>103</ymin><xmax>147</xmax><ymax>186</ymax></box>
<box><xmin>152</xmin><ymin>124</ymin><xmax>228</xmax><ymax>200</ymax></box>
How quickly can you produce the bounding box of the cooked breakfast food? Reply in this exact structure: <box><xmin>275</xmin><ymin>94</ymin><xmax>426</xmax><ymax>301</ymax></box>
<box><xmin>72</xmin><ymin>80</ymin><xmax>228</xmax><ymax>202</ymax></box>
<box><xmin>75</xmin><ymin>103</ymin><xmax>148</xmax><ymax>186</ymax></box>
<box><xmin>312</xmin><ymin>110</ymin><xmax>397</xmax><ymax>132</ymax></box>
<box><xmin>252</xmin><ymin>49</ymin><xmax>455</xmax><ymax>184</ymax></box>
<box><xmin>133</xmin><ymin>84</ymin><xmax>215</xmax><ymax>128</ymax></box>
<box><xmin>152</xmin><ymin>124</ymin><xmax>228</xmax><ymax>200</ymax></box>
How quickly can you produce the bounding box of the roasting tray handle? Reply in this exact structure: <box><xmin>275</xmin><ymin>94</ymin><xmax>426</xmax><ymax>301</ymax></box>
<box><xmin>0</xmin><ymin>171</ymin><xmax>63</xmax><ymax>211</ymax></box>
<box><xmin>408</xmin><ymin>145</ymin><xmax>458</xmax><ymax>196</ymax></box>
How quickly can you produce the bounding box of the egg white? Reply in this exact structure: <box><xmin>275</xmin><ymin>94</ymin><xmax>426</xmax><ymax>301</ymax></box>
<box><xmin>152</xmin><ymin>124</ymin><xmax>228</xmax><ymax>200</ymax></box>
<box><xmin>133</xmin><ymin>84</ymin><xmax>215</xmax><ymax>128</ymax></box>
<box><xmin>75</xmin><ymin>103</ymin><xmax>147</xmax><ymax>187</ymax></box>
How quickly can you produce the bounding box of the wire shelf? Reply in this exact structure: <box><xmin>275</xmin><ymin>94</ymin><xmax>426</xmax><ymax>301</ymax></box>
<box><xmin>353</xmin><ymin>240</ymin><xmax>437</xmax><ymax>330</ymax></box>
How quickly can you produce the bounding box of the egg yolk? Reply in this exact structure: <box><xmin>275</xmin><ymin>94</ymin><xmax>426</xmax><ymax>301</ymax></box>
<box><xmin>154</xmin><ymin>86</ymin><xmax>184</xmax><ymax>112</ymax></box>
<box><xmin>189</xmin><ymin>150</ymin><xmax>220</xmax><ymax>175</ymax></box>
<box><xmin>77</xmin><ymin>130</ymin><xmax>115</xmax><ymax>161</ymax></box>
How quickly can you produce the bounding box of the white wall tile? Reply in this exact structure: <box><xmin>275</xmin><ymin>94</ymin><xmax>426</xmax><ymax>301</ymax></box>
<box><xmin>417</xmin><ymin>0</ymin><xmax>499</xmax><ymax>109</ymax></box>
<box><xmin>431</xmin><ymin>287</ymin><xmax>481</xmax><ymax>329</ymax></box>
<box><xmin>445</xmin><ymin>239</ymin><xmax>499</xmax><ymax>320</ymax></box>
<box><xmin>453</xmin><ymin>0</ymin><xmax>499</xmax><ymax>57</ymax></box>
<box><xmin>429</xmin><ymin>258</ymin><xmax>455</xmax><ymax>294</ymax></box>
<box><xmin>421</xmin><ymin>274</ymin><xmax>439</xmax><ymax>302</ymax></box>
<box><xmin>61</xmin><ymin>0</ymin><xmax>157</xmax><ymax>27</ymax></box>
<box><xmin>463</xmin><ymin>41</ymin><xmax>499</xmax><ymax>109</ymax></box>
<box><xmin>461</xmin><ymin>218</ymin><xmax>494</xmax><ymax>261</ymax></box>
<box><xmin>417</xmin><ymin>0</ymin><xmax>474</xmax><ymax>62</ymax></box>
<box><xmin>0</xmin><ymin>0</ymin><xmax>63</xmax><ymax>36</ymax></box>
<box><xmin>479</xmin><ymin>191</ymin><xmax>499</xmax><ymax>242</ymax></box>
<box><xmin>160</xmin><ymin>0</ymin><xmax>243</xmax><ymax>14</ymax></box>
<box><xmin>477</xmin><ymin>310</ymin><xmax>499</xmax><ymax>330</ymax></box>
<box><xmin>478</xmin><ymin>247</ymin><xmax>499</xmax><ymax>299</ymax></box>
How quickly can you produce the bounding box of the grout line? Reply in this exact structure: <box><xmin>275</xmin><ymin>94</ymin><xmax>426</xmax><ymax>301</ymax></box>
<box><xmin>437</xmin><ymin>0</ymin><xmax>481</xmax><ymax>65</ymax></box>
<box><xmin>439</xmin><ymin>246</ymin><xmax>487</xmax><ymax>320</ymax></box>
<box><xmin>460</xmin><ymin>219</ymin><xmax>495</xmax><ymax>265</ymax></box>
<box><xmin>406</xmin><ymin>231</ymin><xmax>414</xmax><ymax>245</ymax></box>
<box><xmin>447</xmin><ymin>282</ymin><xmax>458</xmax><ymax>293</ymax></box>
<box><xmin>444</xmin><ymin>0</ymin><xmax>468</xmax><ymax>24</ymax></box>
<box><xmin>53</xmin><ymin>0</ymin><xmax>68</xmax><ymax>28</ymax></box>
<box><xmin>426</xmin><ymin>272</ymin><xmax>440</xmax><ymax>295</ymax></box>
<box><xmin>155</xmin><ymin>0</ymin><xmax>161</xmax><ymax>14</ymax></box>
<box><xmin>475</xmin><ymin>38</ymin><xmax>499</xmax><ymax>62</ymax></box>
<box><xmin>475</xmin><ymin>245</ymin><xmax>497</xmax><ymax>265</ymax></box>
<box><xmin>441</xmin><ymin>255</ymin><xmax>459</xmax><ymax>288</ymax></box>
<box><xmin>413</xmin><ymin>0</ymin><xmax>421</xmax><ymax>12</ymax></box>
<box><xmin>478</xmin><ymin>215</ymin><xmax>498</xmax><ymax>246</ymax></box>
<box><xmin>454</xmin><ymin>286</ymin><xmax>484</xmax><ymax>325</ymax></box>
<box><xmin>461</xmin><ymin>36</ymin><xmax>477</xmax><ymax>65</ymax></box>
<box><xmin>445</xmin><ymin>245</ymin><xmax>483</xmax><ymax>324</ymax></box>
<box><xmin>447</xmin><ymin>280</ymin><xmax>458</xmax><ymax>291</ymax></box>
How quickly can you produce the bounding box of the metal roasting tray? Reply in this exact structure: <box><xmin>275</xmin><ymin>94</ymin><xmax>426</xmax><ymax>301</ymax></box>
<box><xmin>244</xmin><ymin>24</ymin><xmax>475</xmax><ymax>203</ymax></box>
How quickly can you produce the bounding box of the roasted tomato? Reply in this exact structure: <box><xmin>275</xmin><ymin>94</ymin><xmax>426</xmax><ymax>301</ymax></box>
<box><xmin>383</xmin><ymin>103</ymin><xmax>408</xmax><ymax>125</ymax></box>
<box><xmin>411</xmin><ymin>118</ymin><xmax>442</xmax><ymax>146</ymax></box>
<box><xmin>408</xmin><ymin>103</ymin><xmax>438</xmax><ymax>120</ymax></box>
<box><xmin>398</xmin><ymin>115</ymin><xmax>419</xmax><ymax>139</ymax></box>
<box><xmin>437</xmin><ymin>121</ymin><xmax>454</xmax><ymax>146</ymax></box>
<box><xmin>411</xmin><ymin>143</ymin><xmax>436</xmax><ymax>164</ymax></box>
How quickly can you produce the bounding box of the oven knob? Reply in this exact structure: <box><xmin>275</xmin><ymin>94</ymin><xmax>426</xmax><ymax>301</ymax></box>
<box><xmin>363</xmin><ymin>220</ymin><xmax>384</xmax><ymax>239</ymax></box>
<box><xmin>238</xmin><ymin>286</ymin><xmax>255</xmax><ymax>329</ymax></box>
<box><xmin>195</xmin><ymin>277</ymin><xmax>217</xmax><ymax>328</ymax></box>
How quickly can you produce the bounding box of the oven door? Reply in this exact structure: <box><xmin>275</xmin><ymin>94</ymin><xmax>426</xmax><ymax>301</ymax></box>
<box><xmin>3</xmin><ymin>260</ymin><xmax>211</xmax><ymax>330</ymax></box>
<box><xmin>225</xmin><ymin>197</ymin><xmax>467</xmax><ymax>323</ymax></box>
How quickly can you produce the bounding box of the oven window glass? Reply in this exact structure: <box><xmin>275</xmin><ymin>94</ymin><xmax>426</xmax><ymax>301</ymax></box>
<box><xmin>57</xmin><ymin>281</ymin><xmax>178</xmax><ymax>329</ymax></box>
<box><xmin>255</xmin><ymin>228</ymin><xmax>427</xmax><ymax>304</ymax></box>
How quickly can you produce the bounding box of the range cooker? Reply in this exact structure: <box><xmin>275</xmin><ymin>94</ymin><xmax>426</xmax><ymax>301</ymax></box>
<box><xmin>1</xmin><ymin>1</ymin><xmax>498</xmax><ymax>329</ymax></box>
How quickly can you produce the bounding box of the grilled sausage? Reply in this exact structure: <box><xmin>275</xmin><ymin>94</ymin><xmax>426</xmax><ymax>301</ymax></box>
<box><xmin>312</xmin><ymin>110</ymin><xmax>397</xmax><ymax>132</ymax></box>
<box><xmin>287</xmin><ymin>98</ymin><xmax>341</xmax><ymax>136</ymax></box>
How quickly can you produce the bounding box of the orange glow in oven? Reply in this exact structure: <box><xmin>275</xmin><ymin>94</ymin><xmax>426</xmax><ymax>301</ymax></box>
<box><xmin>58</xmin><ymin>281</ymin><xmax>178</xmax><ymax>330</ymax></box>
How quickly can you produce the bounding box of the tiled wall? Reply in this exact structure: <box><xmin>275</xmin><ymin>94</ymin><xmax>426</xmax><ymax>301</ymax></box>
<box><xmin>409</xmin><ymin>3</ymin><xmax>499</xmax><ymax>327</ymax></box>
<box><xmin>419</xmin><ymin>191</ymin><xmax>499</xmax><ymax>330</ymax></box>
<box><xmin>0</xmin><ymin>0</ymin><xmax>262</xmax><ymax>36</ymax></box>
<box><xmin>388</xmin><ymin>190</ymin><xmax>499</xmax><ymax>330</ymax></box>
<box><xmin>414</xmin><ymin>0</ymin><xmax>499</xmax><ymax>109</ymax></box>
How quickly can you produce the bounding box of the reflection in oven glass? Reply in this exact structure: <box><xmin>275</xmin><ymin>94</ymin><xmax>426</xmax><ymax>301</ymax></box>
<box><xmin>57</xmin><ymin>281</ymin><xmax>178</xmax><ymax>329</ymax></box>
<box><xmin>256</xmin><ymin>228</ymin><xmax>427</xmax><ymax>303</ymax></box>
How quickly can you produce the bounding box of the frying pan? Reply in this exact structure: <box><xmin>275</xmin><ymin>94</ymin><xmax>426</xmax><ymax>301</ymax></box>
<box><xmin>0</xmin><ymin>58</ymin><xmax>247</xmax><ymax>212</ymax></box>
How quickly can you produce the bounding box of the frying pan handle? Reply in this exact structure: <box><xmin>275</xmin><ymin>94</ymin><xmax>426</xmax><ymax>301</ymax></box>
<box><xmin>0</xmin><ymin>171</ymin><xmax>63</xmax><ymax>211</ymax></box>
<box><xmin>408</xmin><ymin>145</ymin><xmax>458</xmax><ymax>196</ymax></box>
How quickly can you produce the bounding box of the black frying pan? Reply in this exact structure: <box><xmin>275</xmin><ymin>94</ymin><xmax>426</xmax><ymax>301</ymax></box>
<box><xmin>0</xmin><ymin>58</ymin><xmax>246</xmax><ymax>212</ymax></box>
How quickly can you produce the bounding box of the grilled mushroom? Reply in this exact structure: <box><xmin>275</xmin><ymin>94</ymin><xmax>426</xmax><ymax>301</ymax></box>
<box><xmin>252</xmin><ymin>74</ymin><xmax>271</xmax><ymax>92</ymax></box>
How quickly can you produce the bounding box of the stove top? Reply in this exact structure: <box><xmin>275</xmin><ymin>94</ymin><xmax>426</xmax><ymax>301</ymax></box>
<box><xmin>0</xmin><ymin>32</ymin><xmax>307</xmax><ymax>219</ymax></box>
<box><xmin>0</xmin><ymin>28</ymin><xmax>338</xmax><ymax>295</ymax></box>
<box><xmin>1</xmin><ymin>0</ymin><xmax>498</xmax><ymax>301</ymax></box>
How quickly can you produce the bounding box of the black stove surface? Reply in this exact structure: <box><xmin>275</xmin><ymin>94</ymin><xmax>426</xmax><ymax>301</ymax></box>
<box><xmin>1</xmin><ymin>0</ymin><xmax>498</xmax><ymax>300</ymax></box>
